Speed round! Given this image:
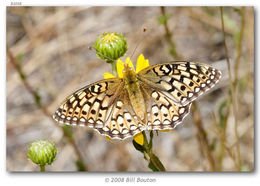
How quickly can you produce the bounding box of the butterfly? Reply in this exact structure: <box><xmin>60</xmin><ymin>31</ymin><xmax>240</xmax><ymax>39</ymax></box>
<box><xmin>53</xmin><ymin>55</ymin><xmax>221</xmax><ymax>140</ymax></box>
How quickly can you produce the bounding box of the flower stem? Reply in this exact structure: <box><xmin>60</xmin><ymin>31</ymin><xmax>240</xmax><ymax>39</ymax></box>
<box><xmin>142</xmin><ymin>131</ymin><xmax>166</xmax><ymax>171</ymax></box>
<box><xmin>40</xmin><ymin>165</ymin><xmax>45</xmax><ymax>172</ymax></box>
<box><xmin>110</xmin><ymin>60</ymin><xmax>117</xmax><ymax>76</ymax></box>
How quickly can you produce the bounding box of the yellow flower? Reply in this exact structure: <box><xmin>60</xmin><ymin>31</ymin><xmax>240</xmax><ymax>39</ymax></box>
<box><xmin>103</xmin><ymin>53</ymin><xmax>149</xmax><ymax>79</ymax></box>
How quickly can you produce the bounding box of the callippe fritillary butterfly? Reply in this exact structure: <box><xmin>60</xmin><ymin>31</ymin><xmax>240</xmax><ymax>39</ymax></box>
<box><xmin>53</xmin><ymin>54</ymin><xmax>221</xmax><ymax>140</ymax></box>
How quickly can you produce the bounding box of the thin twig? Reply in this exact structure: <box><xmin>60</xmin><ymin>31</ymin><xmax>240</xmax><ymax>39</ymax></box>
<box><xmin>160</xmin><ymin>7</ymin><xmax>215</xmax><ymax>171</ymax></box>
<box><xmin>220</xmin><ymin>7</ymin><xmax>241</xmax><ymax>170</ymax></box>
<box><xmin>233</xmin><ymin>8</ymin><xmax>245</xmax><ymax>169</ymax></box>
<box><xmin>191</xmin><ymin>102</ymin><xmax>216</xmax><ymax>171</ymax></box>
<box><xmin>212</xmin><ymin>112</ymin><xmax>239</xmax><ymax>170</ymax></box>
<box><xmin>234</xmin><ymin>7</ymin><xmax>245</xmax><ymax>85</ymax></box>
<box><xmin>186</xmin><ymin>8</ymin><xmax>235</xmax><ymax>35</ymax></box>
<box><xmin>160</xmin><ymin>7</ymin><xmax>182</xmax><ymax>60</ymax></box>
<box><xmin>7</xmin><ymin>47</ymin><xmax>88</xmax><ymax>171</ymax></box>
<box><xmin>220</xmin><ymin>8</ymin><xmax>233</xmax><ymax>86</ymax></box>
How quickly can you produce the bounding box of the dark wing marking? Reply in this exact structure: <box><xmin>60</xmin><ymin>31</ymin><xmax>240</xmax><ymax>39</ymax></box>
<box><xmin>138</xmin><ymin>61</ymin><xmax>221</xmax><ymax>106</ymax></box>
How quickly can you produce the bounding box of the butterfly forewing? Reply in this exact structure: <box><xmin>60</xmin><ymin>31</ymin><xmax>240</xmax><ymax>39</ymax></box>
<box><xmin>138</xmin><ymin>61</ymin><xmax>221</xmax><ymax>106</ymax></box>
<box><xmin>53</xmin><ymin>78</ymin><xmax>122</xmax><ymax>127</ymax></box>
<box><xmin>53</xmin><ymin>78</ymin><xmax>146</xmax><ymax>140</ymax></box>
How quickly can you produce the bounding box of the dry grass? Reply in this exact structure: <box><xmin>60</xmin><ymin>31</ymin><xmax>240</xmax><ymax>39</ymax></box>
<box><xmin>6</xmin><ymin>6</ymin><xmax>254</xmax><ymax>171</ymax></box>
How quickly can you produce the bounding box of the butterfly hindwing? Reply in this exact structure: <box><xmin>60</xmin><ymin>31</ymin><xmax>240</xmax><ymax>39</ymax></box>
<box><xmin>141</xmin><ymin>87</ymin><xmax>192</xmax><ymax>130</ymax></box>
<box><xmin>96</xmin><ymin>95</ymin><xmax>146</xmax><ymax>139</ymax></box>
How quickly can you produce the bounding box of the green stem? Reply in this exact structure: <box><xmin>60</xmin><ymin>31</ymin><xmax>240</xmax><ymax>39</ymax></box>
<box><xmin>142</xmin><ymin>131</ymin><xmax>149</xmax><ymax>149</ymax></box>
<box><xmin>109</xmin><ymin>60</ymin><xmax>117</xmax><ymax>76</ymax></box>
<box><xmin>142</xmin><ymin>131</ymin><xmax>166</xmax><ymax>171</ymax></box>
<box><xmin>40</xmin><ymin>165</ymin><xmax>45</xmax><ymax>172</ymax></box>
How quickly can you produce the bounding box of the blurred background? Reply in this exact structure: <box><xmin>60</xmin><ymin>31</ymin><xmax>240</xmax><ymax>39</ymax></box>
<box><xmin>6</xmin><ymin>6</ymin><xmax>254</xmax><ymax>171</ymax></box>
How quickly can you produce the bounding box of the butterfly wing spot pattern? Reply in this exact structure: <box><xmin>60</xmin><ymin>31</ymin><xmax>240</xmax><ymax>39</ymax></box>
<box><xmin>53</xmin><ymin>61</ymin><xmax>221</xmax><ymax>140</ymax></box>
<box><xmin>139</xmin><ymin>62</ymin><xmax>221</xmax><ymax>107</ymax></box>
<box><xmin>146</xmin><ymin>89</ymin><xmax>192</xmax><ymax>131</ymax></box>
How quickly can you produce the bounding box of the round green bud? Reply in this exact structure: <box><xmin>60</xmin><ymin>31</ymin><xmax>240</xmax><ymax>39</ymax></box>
<box><xmin>93</xmin><ymin>32</ymin><xmax>128</xmax><ymax>62</ymax></box>
<box><xmin>27</xmin><ymin>140</ymin><xmax>57</xmax><ymax>166</ymax></box>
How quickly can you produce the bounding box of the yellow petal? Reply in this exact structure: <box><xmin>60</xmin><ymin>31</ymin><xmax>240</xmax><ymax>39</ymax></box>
<box><xmin>103</xmin><ymin>72</ymin><xmax>115</xmax><ymax>79</ymax></box>
<box><xmin>160</xmin><ymin>129</ymin><xmax>170</xmax><ymax>132</ymax></box>
<box><xmin>136</xmin><ymin>54</ymin><xmax>149</xmax><ymax>73</ymax></box>
<box><xmin>116</xmin><ymin>59</ymin><xmax>124</xmax><ymax>78</ymax></box>
<box><xmin>125</xmin><ymin>57</ymin><xmax>135</xmax><ymax>70</ymax></box>
<box><xmin>106</xmin><ymin>136</ymin><xmax>111</xmax><ymax>141</ymax></box>
<box><xmin>133</xmin><ymin>133</ymin><xmax>144</xmax><ymax>146</ymax></box>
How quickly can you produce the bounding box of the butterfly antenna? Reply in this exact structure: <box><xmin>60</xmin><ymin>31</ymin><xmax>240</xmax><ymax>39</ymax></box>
<box><xmin>129</xmin><ymin>27</ymin><xmax>147</xmax><ymax>60</ymax></box>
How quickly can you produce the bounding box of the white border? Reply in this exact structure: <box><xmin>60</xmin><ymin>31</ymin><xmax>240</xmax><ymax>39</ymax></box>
<box><xmin>3</xmin><ymin>0</ymin><xmax>258</xmax><ymax>6</ymax></box>
<box><xmin>1</xmin><ymin>0</ymin><xmax>259</xmax><ymax>186</ymax></box>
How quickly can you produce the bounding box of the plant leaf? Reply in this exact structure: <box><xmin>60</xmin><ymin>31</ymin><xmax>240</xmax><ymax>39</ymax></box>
<box><xmin>150</xmin><ymin>153</ymin><xmax>166</xmax><ymax>171</ymax></box>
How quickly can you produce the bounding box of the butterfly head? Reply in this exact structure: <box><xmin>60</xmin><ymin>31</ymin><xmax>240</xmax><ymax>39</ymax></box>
<box><xmin>123</xmin><ymin>63</ymin><xmax>135</xmax><ymax>74</ymax></box>
<box><xmin>122</xmin><ymin>63</ymin><xmax>137</xmax><ymax>85</ymax></box>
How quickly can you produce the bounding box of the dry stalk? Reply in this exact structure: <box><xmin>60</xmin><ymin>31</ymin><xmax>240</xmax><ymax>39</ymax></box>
<box><xmin>160</xmin><ymin>7</ymin><xmax>182</xmax><ymax>60</ymax></box>
<box><xmin>212</xmin><ymin>112</ymin><xmax>239</xmax><ymax>170</ymax></box>
<box><xmin>7</xmin><ymin>47</ymin><xmax>88</xmax><ymax>171</ymax></box>
<box><xmin>186</xmin><ymin>7</ymin><xmax>235</xmax><ymax>35</ymax></box>
<box><xmin>159</xmin><ymin>7</ymin><xmax>216</xmax><ymax>171</ymax></box>
<box><xmin>191</xmin><ymin>102</ymin><xmax>216</xmax><ymax>171</ymax></box>
<box><xmin>220</xmin><ymin>7</ymin><xmax>243</xmax><ymax>170</ymax></box>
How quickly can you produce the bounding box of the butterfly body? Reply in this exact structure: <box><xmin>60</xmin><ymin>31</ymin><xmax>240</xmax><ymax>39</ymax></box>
<box><xmin>53</xmin><ymin>60</ymin><xmax>221</xmax><ymax>140</ymax></box>
<box><xmin>123</xmin><ymin>64</ymin><xmax>147</xmax><ymax>123</ymax></box>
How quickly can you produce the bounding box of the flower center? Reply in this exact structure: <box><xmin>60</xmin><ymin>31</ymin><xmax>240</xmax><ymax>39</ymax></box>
<box><xmin>102</xmin><ymin>33</ymin><xmax>118</xmax><ymax>42</ymax></box>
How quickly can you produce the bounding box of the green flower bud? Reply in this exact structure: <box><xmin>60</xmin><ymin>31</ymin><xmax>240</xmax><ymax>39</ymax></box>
<box><xmin>27</xmin><ymin>140</ymin><xmax>57</xmax><ymax>166</ymax></box>
<box><xmin>93</xmin><ymin>32</ymin><xmax>127</xmax><ymax>63</ymax></box>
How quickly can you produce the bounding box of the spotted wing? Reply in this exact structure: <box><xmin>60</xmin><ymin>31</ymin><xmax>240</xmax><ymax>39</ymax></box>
<box><xmin>138</xmin><ymin>61</ymin><xmax>221</xmax><ymax>106</ymax></box>
<box><xmin>141</xmin><ymin>87</ymin><xmax>191</xmax><ymax>130</ymax></box>
<box><xmin>53</xmin><ymin>78</ymin><xmax>145</xmax><ymax>140</ymax></box>
<box><xmin>53</xmin><ymin>78</ymin><xmax>123</xmax><ymax>128</ymax></box>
